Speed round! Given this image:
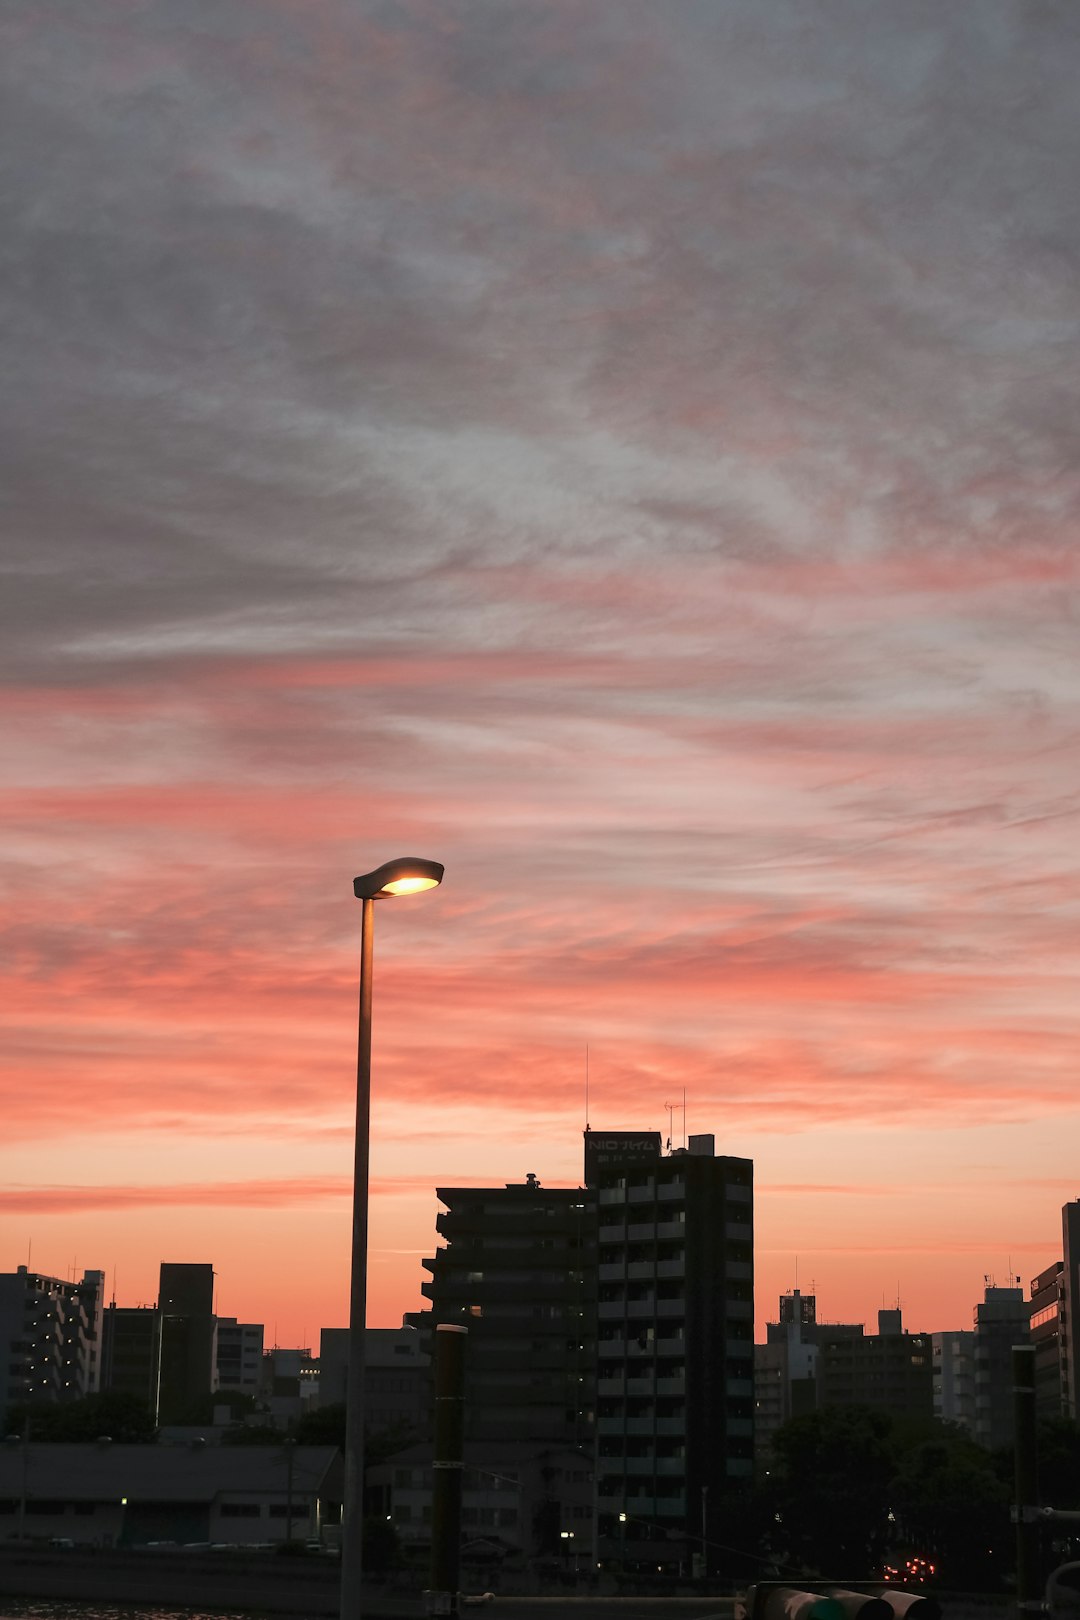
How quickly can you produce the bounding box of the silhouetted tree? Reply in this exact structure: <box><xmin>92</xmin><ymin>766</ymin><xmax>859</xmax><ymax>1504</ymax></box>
<box><xmin>5</xmin><ymin>1391</ymin><xmax>156</xmax><ymax>1442</ymax></box>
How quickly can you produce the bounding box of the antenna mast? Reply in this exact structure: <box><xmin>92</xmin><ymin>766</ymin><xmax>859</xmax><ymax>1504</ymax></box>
<box><xmin>585</xmin><ymin>1044</ymin><xmax>589</xmax><ymax>1131</ymax></box>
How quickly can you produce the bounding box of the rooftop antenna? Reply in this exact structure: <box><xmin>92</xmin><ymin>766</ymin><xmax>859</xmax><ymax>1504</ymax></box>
<box><xmin>585</xmin><ymin>1044</ymin><xmax>589</xmax><ymax>1132</ymax></box>
<box><xmin>111</xmin><ymin>1266</ymin><xmax>117</xmax><ymax>1306</ymax></box>
<box><xmin>665</xmin><ymin>1102</ymin><xmax>674</xmax><ymax>1152</ymax></box>
<box><xmin>682</xmin><ymin>1087</ymin><xmax>687</xmax><ymax>1150</ymax></box>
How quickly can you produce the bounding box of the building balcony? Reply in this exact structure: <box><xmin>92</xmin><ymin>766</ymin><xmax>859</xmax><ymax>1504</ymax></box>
<box><xmin>598</xmin><ymin>1493</ymin><xmax>654</xmax><ymax>1515</ymax></box>
<box><xmin>625</xmin><ymin>1299</ymin><xmax>656</xmax><ymax>1318</ymax></box>
<box><xmin>598</xmin><ymin>1263</ymin><xmax>625</xmax><ymax>1282</ymax></box>
<box><xmin>656</xmin><ymin>1416</ymin><xmax>686</xmax><ymax>1436</ymax></box>
<box><xmin>655</xmin><ymin>1219</ymin><xmax>685</xmax><ymax>1239</ymax></box>
<box><xmin>656</xmin><ymin>1182</ymin><xmax>685</xmax><ymax>1202</ymax></box>
<box><xmin>656</xmin><ymin>1376</ymin><xmax>685</xmax><ymax>1395</ymax></box>
<box><xmin>625</xmin><ymin>1417</ymin><xmax>656</xmax><ymax>1436</ymax></box>
<box><xmin>624</xmin><ymin>1456</ymin><xmax>659</xmax><ymax>1476</ymax></box>
<box><xmin>627</xmin><ymin>1261</ymin><xmax>655</xmax><ymax>1280</ymax></box>
<box><xmin>656</xmin><ymin>1258</ymin><xmax>685</xmax><ymax>1279</ymax></box>
<box><xmin>597</xmin><ymin>1376</ymin><xmax>625</xmax><ymax>1395</ymax></box>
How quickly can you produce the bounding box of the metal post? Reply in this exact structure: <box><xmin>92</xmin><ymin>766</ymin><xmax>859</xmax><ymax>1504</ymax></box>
<box><xmin>17</xmin><ymin>1415</ymin><xmax>29</xmax><ymax>1542</ymax></box>
<box><xmin>428</xmin><ymin>1323</ymin><xmax>468</xmax><ymax>1617</ymax></box>
<box><xmin>341</xmin><ymin>896</ymin><xmax>374</xmax><ymax>1620</ymax></box>
<box><xmin>285</xmin><ymin>1434</ymin><xmax>296</xmax><ymax>1547</ymax></box>
<box><xmin>1013</xmin><ymin>1343</ymin><xmax>1040</xmax><ymax>1616</ymax></box>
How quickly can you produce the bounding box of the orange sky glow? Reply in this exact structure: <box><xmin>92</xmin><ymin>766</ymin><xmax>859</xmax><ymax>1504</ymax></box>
<box><xmin>3</xmin><ymin>1</ymin><xmax>1080</xmax><ymax>1351</ymax></box>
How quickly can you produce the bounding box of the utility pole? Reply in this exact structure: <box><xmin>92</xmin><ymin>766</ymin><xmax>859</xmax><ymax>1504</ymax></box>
<box><xmin>426</xmin><ymin>1323</ymin><xmax>467</xmax><ymax>1618</ymax></box>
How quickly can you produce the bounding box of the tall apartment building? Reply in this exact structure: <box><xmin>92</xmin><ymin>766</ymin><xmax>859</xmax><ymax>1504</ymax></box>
<box><xmin>101</xmin><ymin>1304</ymin><xmax>163</xmax><ymax>1417</ymax></box>
<box><xmin>407</xmin><ymin>1127</ymin><xmax>754</xmax><ymax>1573</ymax></box>
<box><xmin>1029</xmin><ymin>1264</ymin><xmax>1066</xmax><ymax>1419</ymax></box>
<box><xmin>932</xmin><ymin>1330</ymin><xmax>975</xmax><ymax>1432</ymax></box>
<box><xmin>590</xmin><ymin>1130</ymin><xmax>754</xmax><ymax>1570</ymax></box>
<box><xmin>410</xmin><ymin>1174</ymin><xmax>594</xmax><ymax>1452</ymax></box>
<box><xmin>0</xmin><ymin>1267</ymin><xmax>104</xmax><ymax>1421</ymax></box>
<box><xmin>157</xmin><ymin>1262</ymin><xmax>218</xmax><ymax>1424</ymax></box>
<box><xmin>1063</xmin><ymin>1203</ymin><xmax>1080</xmax><ymax>1422</ymax></box>
<box><xmin>973</xmin><ymin>1282</ymin><xmax>1029</xmax><ymax>1451</ymax></box>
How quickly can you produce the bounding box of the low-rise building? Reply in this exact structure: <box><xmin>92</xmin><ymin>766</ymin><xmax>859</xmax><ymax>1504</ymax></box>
<box><xmin>0</xmin><ymin>1440</ymin><xmax>342</xmax><ymax>1547</ymax></box>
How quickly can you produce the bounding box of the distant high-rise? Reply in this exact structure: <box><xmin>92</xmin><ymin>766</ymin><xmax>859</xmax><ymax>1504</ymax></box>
<box><xmin>215</xmin><ymin>1318</ymin><xmax>264</xmax><ymax>1395</ymax></box>
<box><xmin>157</xmin><ymin>1262</ymin><xmax>217</xmax><ymax>1424</ymax></box>
<box><xmin>1062</xmin><ymin>1203</ymin><xmax>1080</xmax><ymax>1422</ymax></box>
<box><xmin>932</xmin><ymin>1330</ymin><xmax>976</xmax><ymax>1432</ymax></box>
<box><xmin>755</xmin><ymin>1290</ymin><xmax>827</xmax><ymax>1467</ymax></box>
<box><xmin>973</xmin><ymin>1281</ymin><xmax>1029</xmax><ymax>1450</ymax></box>
<box><xmin>1029</xmin><ymin>1263</ymin><xmax>1066</xmax><ymax>1419</ymax></box>
<box><xmin>816</xmin><ymin>1309</ymin><xmax>933</xmax><ymax>1422</ymax></box>
<box><xmin>101</xmin><ymin>1304</ymin><xmax>162</xmax><ymax>1418</ymax></box>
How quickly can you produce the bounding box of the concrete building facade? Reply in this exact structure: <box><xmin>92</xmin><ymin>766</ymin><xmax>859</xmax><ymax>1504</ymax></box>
<box><xmin>1029</xmin><ymin>1263</ymin><xmax>1066</xmax><ymax>1420</ymax></box>
<box><xmin>973</xmin><ymin>1282</ymin><xmax>1029</xmax><ymax>1451</ymax></box>
<box><xmin>215</xmin><ymin>1319</ymin><xmax>264</xmax><ymax>1395</ymax></box>
<box><xmin>1063</xmin><ymin>1203</ymin><xmax>1080</xmax><ymax>1422</ymax></box>
<box><xmin>816</xmin><ymin>1310</ymin><xmax>933</xmax><ymax>1422</ymax></box>
<box><xmin>589</xmin><ymin>1129</ymin><xmax>754</xmax><ymax>1571</ymax></box>
<box><xmin>0</xmin><ymin>1267</ymin><xmax>104</xmax><ymax>1422</ymax></box>
<box><xmin>932</xmin><ymin>1330</ymin><xmax>975</xmax><ymax>1432</ymax></box>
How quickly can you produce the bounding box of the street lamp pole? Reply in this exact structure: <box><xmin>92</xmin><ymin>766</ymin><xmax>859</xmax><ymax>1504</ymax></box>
<box><xmin>340</xmin><ymin>857</ymin><xmax>444</xmax><ymax>1620</ymax></box>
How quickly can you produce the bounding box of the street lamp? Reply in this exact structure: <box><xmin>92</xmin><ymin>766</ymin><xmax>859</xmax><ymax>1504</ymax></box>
<box><xmin>340</xmin><ymin>857</ymin><xmax>444</xmax><ymax>1620</ymax></box>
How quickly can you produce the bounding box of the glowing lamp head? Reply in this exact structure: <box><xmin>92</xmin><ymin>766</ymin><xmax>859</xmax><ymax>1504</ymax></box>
<box><xmin>353</xmin><ymin>857</ymin><xmax>444</xmax><ymax>901</ymax></box>
<box><xmin>382</xmin><ymin>874</ymin><xmax>440</xmax><ymax>896</ymax></box>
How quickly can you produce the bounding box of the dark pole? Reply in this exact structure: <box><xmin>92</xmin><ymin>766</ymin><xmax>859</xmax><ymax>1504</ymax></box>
<box><xmin>1013</xmin><ymin>1342</ymin><xmax>1040</xmax><ymax>1617</ymax></box>
<box><xmin>285</xmin><ymin>1434</ymin><xmax>296</xmax><ymax>1547</ymax></box>
<box><xmin>17</xmin><ymin>1415</ymin><xmax>29</xmax><ymax>1542</ymax></box>
<box><xmin>341</xmin><ymin>895</ymin><xmax>374</xmax><ymax>1620</ymax></box>
<box><xmin>429</xmin><ymin>1323</ymin><xmax>468</xmax><ymax>1617</ymax></box>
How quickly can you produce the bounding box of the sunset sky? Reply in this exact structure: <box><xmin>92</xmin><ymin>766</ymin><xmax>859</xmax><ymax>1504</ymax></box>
<box><xmin>4</xmin><ymin>1</ymin><xmax>1080</xmax><ymax>1350</ymax></box>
